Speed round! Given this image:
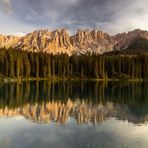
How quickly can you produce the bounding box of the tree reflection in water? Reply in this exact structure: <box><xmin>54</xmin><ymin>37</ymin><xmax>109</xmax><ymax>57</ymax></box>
<box><xmin>0</xmin><ymin>81</ymin><xmax>148</xmax><ymax>124</ymax></box>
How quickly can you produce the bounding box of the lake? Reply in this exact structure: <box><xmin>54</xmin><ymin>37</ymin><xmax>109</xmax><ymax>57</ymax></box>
<box><xmin>0</xmin><ymin>81</ymin><xmax>148</xmax><ymax>148</ymax></box>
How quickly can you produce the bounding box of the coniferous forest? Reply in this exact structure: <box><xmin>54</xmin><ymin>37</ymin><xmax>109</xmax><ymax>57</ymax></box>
<box><xmin>0</xmin><ymin>48</ymin><xmax>148</xmax><ymax>81</ymax></box>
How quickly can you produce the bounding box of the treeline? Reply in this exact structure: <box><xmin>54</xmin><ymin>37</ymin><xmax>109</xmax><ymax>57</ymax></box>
<box><xmin>0</xmin><ymin>48</ymin><xmax>148</xmax><ymax>80</ymax></box>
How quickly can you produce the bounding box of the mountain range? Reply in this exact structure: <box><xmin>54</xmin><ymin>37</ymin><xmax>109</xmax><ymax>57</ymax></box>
<box><xmin>0</xmin><ymin>28</ymin><xmax>148</xmax><ymax>55</ymax></box>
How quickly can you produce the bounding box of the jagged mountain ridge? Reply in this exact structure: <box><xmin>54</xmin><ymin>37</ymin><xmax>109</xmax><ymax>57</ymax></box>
<box><xmin>0</xmin><ymin>28</ymin><xmax>148</xmax><ymax>55</ymax></box>
<box><xmin>113</xmin><ymin>29</ymin><xmax>148</xmax><ymax>50</ymax></box>
<box><xmin>0</xmin><ymin>35</ymin><xmax>20</xmax><ymax>48</ymax></box>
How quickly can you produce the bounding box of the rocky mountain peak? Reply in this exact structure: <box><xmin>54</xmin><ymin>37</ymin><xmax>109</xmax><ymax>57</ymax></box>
<box><xmin>46</xmin><ymin>28</ymin><xmax>73</xmax><ymax>54</ymax></box>
<box><xmin>0</xmin><ymin>35</ymin><xmax>20</xmax><ymax>48</ymax></box>
<box><xmin>0</xmin><ymin>28</ymin><xmax>148</xmax><ymax>55</ymax></box>
<box><xmin>73</xmin><ymin>29</ymin><xmax>92</xmax><ymax>43</ymax></box>
<box><xmin>113</xmin><ymin>29</ymin><xmax>148</xmax><ymax>50</ymax></box>
<box><xmin>71</xmin><ymin>29</ymin><xmax>114</xmax><ymax>54</ymax></box>
<box><xmin>91</xmin><ymin>29</ymin><xmax>110</xmax><ymax>40</ymax></box>
<box><xmin>72</xmin><ymin>29</ymin><xmax>110</xmax><ymax>44</ymax></box>
<box><xmin>16</xmin><ymin>29</ymin><xmax>52</xmax><ymax>52</ymax></box>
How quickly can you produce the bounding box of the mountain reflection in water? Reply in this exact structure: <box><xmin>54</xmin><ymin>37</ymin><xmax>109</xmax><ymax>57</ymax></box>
<box><xmin>0</xmin><ymin>81</ymin><xmax>148</xmax><ymax>124</ymax></box>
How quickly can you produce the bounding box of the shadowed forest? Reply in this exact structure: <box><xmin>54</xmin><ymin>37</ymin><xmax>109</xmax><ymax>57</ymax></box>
<box><xmin>0</xmin><ymin>48</ymin><xmax>148</xmax><ymax>81</ymax></box>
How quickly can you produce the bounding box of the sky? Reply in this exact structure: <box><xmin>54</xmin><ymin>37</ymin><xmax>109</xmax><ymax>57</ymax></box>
<box><xmin>0</xmin><ymin>0</ymin><xmax>148</xmax><ymax>36</ymax></box>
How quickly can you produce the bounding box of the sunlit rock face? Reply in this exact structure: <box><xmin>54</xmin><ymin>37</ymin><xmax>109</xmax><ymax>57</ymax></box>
<box><xmin>15</xmin><ymin>29</ymin><xmax>74</xmax><ymax>54</ymax></box>
<box><xmin>0</xmin><ymin>29</ymin><xmax>148</xmax><ymax>55</ymax></box>
<box><xmin>15</xmin><ymin>28</ymin><xmax>114</xmax><ymax>55</ymax></box>
<box><xmin>15</xmin><ymin>29</ymin><xmax>52</xmax><ymax>52</ymax></box>
<box><xmin>0</xmin><ymin>35</ymin><xmax>20</xmax><ymax>48</ymax></box>
<box><xmin>71</xmin><ymin>29</ymin><xmax>115</xmax><ymax>54</ymax></box>
<box><xmin>113</xmin><ymin>29</ymin><xmax>148</xmax><ymax>50</ymax></box>
<box><xmin>47</xmin><ymin>29</ymin><xmax>74</xmax><ymax>54</ymax></box>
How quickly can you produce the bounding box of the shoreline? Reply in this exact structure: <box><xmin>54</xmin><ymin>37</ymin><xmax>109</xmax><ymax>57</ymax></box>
<box><xmin>1</xmin><ymin>77</ymin><xmax>146</xmax><ymax>84</ymax></box>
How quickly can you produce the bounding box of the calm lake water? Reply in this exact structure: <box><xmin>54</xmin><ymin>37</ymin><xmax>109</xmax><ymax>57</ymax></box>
<box><xmin>0</xmin><ymin>81</ymin><xmax>148</xmax><ymax>148</ymax></box>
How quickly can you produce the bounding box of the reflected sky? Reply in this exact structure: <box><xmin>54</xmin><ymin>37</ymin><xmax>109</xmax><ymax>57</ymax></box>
<box><xmin>0</xmin><ymin>117</ymin><xmax>148</xmax><ymax>148</ymax></box>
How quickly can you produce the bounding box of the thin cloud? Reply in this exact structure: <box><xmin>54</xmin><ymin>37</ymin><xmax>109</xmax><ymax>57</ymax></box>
<box><xmin>0</xmin><ymin>0</ymin><xmax>12</xmax><ymax>13</ymax></box>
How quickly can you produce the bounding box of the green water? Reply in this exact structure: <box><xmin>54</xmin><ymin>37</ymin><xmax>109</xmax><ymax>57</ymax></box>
<box><xmin>0</xmin><ymin>81</ymin><xmax>148</xmax><ymax>148</ymax></box>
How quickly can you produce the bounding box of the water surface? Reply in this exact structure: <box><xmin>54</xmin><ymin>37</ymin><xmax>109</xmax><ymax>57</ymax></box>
<box><xmin>0</xmin><ymin>81</ymin><xmax>148</xmax><ymax>148</ymax></box>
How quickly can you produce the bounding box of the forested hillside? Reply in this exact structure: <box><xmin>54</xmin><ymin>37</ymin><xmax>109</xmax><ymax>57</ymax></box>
<box><xmin>0</xmin><ymin>48</ymin><xmax>148</xmax><ymax>80</ymax></box>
